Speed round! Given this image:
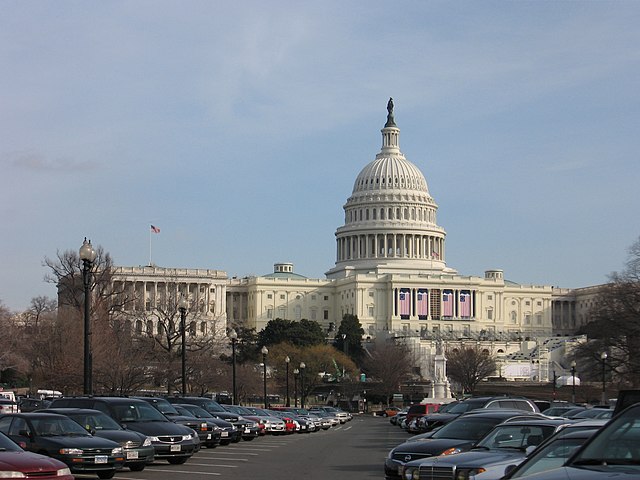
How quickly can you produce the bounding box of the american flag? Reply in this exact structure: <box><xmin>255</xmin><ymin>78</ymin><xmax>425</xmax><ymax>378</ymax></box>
<box><xmin>460</xmin><ymin>292</ymin><xmax>471</xmax><ymax>317</ymax></box>
<box><xmin>432</xmin><ymin>250</ymin><xmax>439</xmax><ymax>258</ymax></box>
<box><xmin>417</xmin><ymin>289</ymin><xmax>428</xmax><ymax>316</ymax></box>
<box><xmin>442</xmin><ymin>291</ymin><xmax>453</xmax><ymax>316</ymax></box>
<box><xmin>399</xmin><ymin>289</ymin><xmax>411</xmax><ymax>316</ymax></box>
<box><xmin>151</xmin><ymin>225</ymin><xmax>161</xmax><ymax>234</ymax></box>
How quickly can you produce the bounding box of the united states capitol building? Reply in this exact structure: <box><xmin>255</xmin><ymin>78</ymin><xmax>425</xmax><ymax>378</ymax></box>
<box><xmin>110</xmin><ymin>101</ymin><xmax>601</xmax><ymax>381</ymax></box>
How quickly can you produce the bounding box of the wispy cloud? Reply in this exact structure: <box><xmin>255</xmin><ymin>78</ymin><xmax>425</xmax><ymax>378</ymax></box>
<box><xmin>5</xmin><ymin>151</ymin><xmax>98</xmax><ymax>173</ymax></box>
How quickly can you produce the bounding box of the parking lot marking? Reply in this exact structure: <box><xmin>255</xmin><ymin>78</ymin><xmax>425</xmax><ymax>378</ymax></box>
<box><xmin>144</xmin><ymin>468</ymin><xmax>221</xmax><ymax>476</ymax></box>
<box><xmin>185</xmin><ymin>462</ymin><xmax>238</xmax><ymax>468</ymax></box>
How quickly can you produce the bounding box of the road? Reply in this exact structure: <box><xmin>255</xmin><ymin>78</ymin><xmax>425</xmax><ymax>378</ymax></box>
<box><xmin>75</xmin><ymin>415</ymin><xmax>410</xmax><ymax>480</ymax></box>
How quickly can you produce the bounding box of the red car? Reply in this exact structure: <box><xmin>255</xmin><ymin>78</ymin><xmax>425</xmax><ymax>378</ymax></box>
<box><xmin>0</xmin><ymin>431</ymin><xmax>73</xmax><ymax>479</ymax></box>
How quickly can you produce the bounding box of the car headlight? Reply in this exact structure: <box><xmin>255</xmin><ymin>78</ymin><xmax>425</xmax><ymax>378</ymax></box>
<box><xmin>0</xmin><ymin>472</ymin><xmax>27</xmax><ymax>478</ymax></box>
<box><xmin>57</xmin><ymin>468</ymin><xmax>72</xmax><ymax>477</ymax></box>
<box><xmin>142</xmin><ymin>437</ymin><xmax>152</xmax><ymax>447</ymax></box>
<box><xmin>387</xmin><ymin>449</ymin><xmax>395</xmax><ymax>459</ymax></box>
<box><xmin>147</xmin><ymin>436</ymin><xmax>160</xmax><ymax>442</ymax></box>
<box><xmin>441</xmin><ymin>447</ymin><xmax>464</xmax><ymax>456</ymax></box>
<box><xmin>403</xmin><ymin>466</ymin><xmax>420</xmax><ymax>480</ymax></box>
<box><xmin>455</xmin><ymin>468</ymin><xmax>486</xmax><ymax>480</ymax></box>
<box><xmin>112</xmin><ymin>447</ymin><xmax>123</xmax><ymax>455</ymax></box>
<box><xmin>59</xmin><ymin>448</ymin><xmax>83</xmax><ymax>455</ymax></box>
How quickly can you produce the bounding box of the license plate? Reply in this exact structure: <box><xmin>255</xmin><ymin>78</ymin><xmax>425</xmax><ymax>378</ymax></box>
<box><xmin>126</xmin><ymin>451</ymin><xmax>138</xmax><ymax>459</ymax></box>
<box><xmin>221</xmin><ymin>431</ymin><xmax>228</xmax><ymax>437</ymax></box>
<box><xmin>170</xmin><ymin>445</ymin><xmax>181</xmax><ymax>452</ymax></box>
<box><xmin>244</xmin><ymin>428</ymin><xmax>250</xmax><ymax>434</ymax></box>
<box><xmin>94</xmin><ymin>455</ymin><xmax>108</xmax><ymax>464</ymax></box>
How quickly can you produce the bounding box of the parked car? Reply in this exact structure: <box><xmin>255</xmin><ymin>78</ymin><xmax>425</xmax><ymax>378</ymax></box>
<box><xmin>374</xmin><ymin>406</ymin><xmax>401</xmax><ymax>417</ymax></box>
<box><xmin>502</xmin><ymin>428</ymin><xmax>601</xmax><ymax>479</ymax></box>
<box><xmin>416</xmin><ymin>397</ymin><xmax>539</xmax><ymax>433</ymax></box>
<box><xmin>384</xmin><ymin>410</ymin><xmax>541</xmax><ymax>479</ymax></box>
<box><xmin>18</xmin><ymin>397</ymin><xmax>49</xmax><ymax>412</ymax></box>
<box><xmin>269</xmin><ymin>409</ymin><xmax>316</xmax><ymax>433</ymax></box>
<box><xmin>172</xmin><ymin>403</ymin><xmax>240</xmax><ymax>445</ymax></box>
<box><xmin>569</xmin><ymin>408</ymin><xmax>612</xmax><ymax>420</ymax></box>
<box><xmin>225</xmin><ymin>405</ymin><xmax>287</xmax><ymax>435</ymax></box>
<box><xmin>134</xmin><ymin>396</ymin><xmax>212</xmax><ymax>447</ymax></box>
<box><xmin>0</xmin><ymin>398</ymin><xmax>20</xmax><ymax>414</ymax></box>
<box><xmin>400</xmin><ymin>417</ymin><xmax>572</xmax><ymax>480</ymax></box>
<box><xmin>0</xmin><ymin>412</ymin><xmax>124</xmax><ymax>479</ymax></box>
<box><xmin>38</xmin><ymin>408</ymin><xmax>155</xmax><ymax>471</ymax></box>
<box><xmin>165</xmin><ymin>395</ymin><xmax>258</xmax><ymax>441</ymax></box>
<box><xmin>509</xmin><ymin>403</ymin><xmax>640</xmax><ymax>479</ymax></box>
<box><xmin>0</xmin><ymin>430</ymin><xmax>74</xmax><ymax>479</ymax></box>
<box><xmin>48</xmin><ymin>396</ymin><xmax>198</xmax><ymax>464</ymax></box>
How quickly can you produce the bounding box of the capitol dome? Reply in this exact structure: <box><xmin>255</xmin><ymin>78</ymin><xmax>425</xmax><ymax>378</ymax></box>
<box><xmin>326</xmin><ymin>99</ymin><xmax>453</xmax><ymax>279</ymax></box>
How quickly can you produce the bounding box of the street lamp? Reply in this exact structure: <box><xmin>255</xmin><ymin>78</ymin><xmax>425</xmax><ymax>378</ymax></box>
<box><xmin>178</xmin><ymin>296</ymin><xmax>188</xmax><ymax>395</ymax></box>
<box><xmin>341</xmin><ymin>333</ymin><xmax>348</xmax><ymax>356</ymax></box>
<box><xmin>262</xmin><ymin>346</ymin><xmax>269</xmax><ymax>409</ymax></box>
<box><xmin>601</xmin><ymin>352</ymin><xmax>608</xmax><ymax>405</ymax></box>
<box><xmin>299</xmin><ymin>362</ymin><xmax>306</xmax><ymax>409</ymax></box>
<box><xmin>229</xmin><ymin>329</ymin><xmax>238</xmax><ymax>405</ymax></box>
<box><xmin>285</xmin><ymin>356</ymin><xmax>290</xmax><ymax>407</ymax></box>
<box><xmin>570</xmin><ymin>361</ymin><xmax>577</xmax><ymax>404</ymax></box>
<box><xmin>79</xmin><ymin>237</ymin><xmax>96</xmax><ymax>395</ymax></box>
<box><xmin>293</xmin><ymin>368</ymin><xmax>299</xmax><ymax>407</ymax></box>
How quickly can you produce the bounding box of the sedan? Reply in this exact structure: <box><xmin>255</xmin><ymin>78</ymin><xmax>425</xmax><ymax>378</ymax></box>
<box><xmin>0</xmin><ymin>431</ymin><xmax>73</xmax><ymax>479</ymax></box>
<box><xmin>0</xmin><ymin>412</ymin><xmax>124</xmax><ymax>479</ymax></box>
<box><xmin>38</xmin><ymin>408</ymin><xmax>155</xmax><ymax>471</ymax></box>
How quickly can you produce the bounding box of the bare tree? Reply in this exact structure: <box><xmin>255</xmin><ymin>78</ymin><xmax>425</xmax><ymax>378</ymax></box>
<box><xmin>574</xmin><ymin>236</ymin><xmax>640</xmax><ymax>387</ymax></box>
<box><xmin>25</xmin><ymin>296</ymin><xmax>57</xmax><ymax>329</ymax></box>
<box><xmin>446</xmin><ymin>346</ymin><xmax>497</xmax><ymax>395</ymax></box>
<box><xmin>362</xmin><ymin>341</ymin><xmax>412</xmax><ymax>405</ymax></box>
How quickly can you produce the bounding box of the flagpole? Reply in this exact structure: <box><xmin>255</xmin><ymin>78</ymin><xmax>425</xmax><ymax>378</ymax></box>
<box><xmin>149</xmin><ymin>226</ymin><xmax>152</xmax><ymax>266</ymax></box>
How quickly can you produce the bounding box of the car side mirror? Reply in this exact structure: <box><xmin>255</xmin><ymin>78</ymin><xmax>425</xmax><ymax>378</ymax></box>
<box><xmin>504</xmin><ymin>464</ymin><xmax>517</xmax><ymax>476</ymax></box>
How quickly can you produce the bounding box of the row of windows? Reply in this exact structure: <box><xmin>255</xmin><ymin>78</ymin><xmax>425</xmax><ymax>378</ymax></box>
<box><xmin>265</xmin><ymin>293</ymin><xmax>330</xmax><ymax>301</ymax></box>
<box><xmin>265</xmin><ymin>308</ymin><xmax>330</xmax><ymax>321</ymax></box>
<box><xmin>346</xmin><ymin>206</ymin><xmax>435</xmax><ymax>223</ymax></box>
<box><xmin>511</xmin><ymin>300</ymin><xmax>544</xmax><ymax>307</ymax></box>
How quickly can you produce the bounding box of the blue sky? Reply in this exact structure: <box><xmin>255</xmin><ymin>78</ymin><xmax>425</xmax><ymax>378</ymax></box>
<box><xmin>1</xmin><ymin>1</ymin><xmax>639</xmax><ymax>311</ymax></box>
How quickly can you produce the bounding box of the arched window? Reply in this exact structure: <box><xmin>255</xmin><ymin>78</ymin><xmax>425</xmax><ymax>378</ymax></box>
<box><xmin>135</xmin><ymin>320</ymin><xmax>143</xmax><ymax>334</ymax></box>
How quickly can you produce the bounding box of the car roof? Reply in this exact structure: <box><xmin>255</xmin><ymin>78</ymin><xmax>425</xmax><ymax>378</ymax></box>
<box><xmin>0</xmin><ymin>412</ymin><xmax>67</xmax><ymax>419</ymax></box>
<box><xmin>38</xmin><ymin>408</ymin><xmax>107</xmax><ymax>415</ymax></box>
<box><xmin>58</xmin><ymin>396</ymin><xmax>148</xmax><ymax>404</ymax></box>
<box><xmin>494</xmin><ymin>418</ymin><xmax>572</xmax><ymax>427</ymax></box>
<box><xmin>461</xmin><ymin>409</ymin><xmax>540</xmax><ymax>418</ymax></box>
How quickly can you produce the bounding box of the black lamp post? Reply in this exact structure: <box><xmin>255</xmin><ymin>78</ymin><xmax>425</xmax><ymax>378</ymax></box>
<box><xmin>262</xmin><ymin>346</ymin><xmax>269</xmax><ymax>409</ymax></box>
<box><xmin>299</xmin><ymin>362</ymin><xmax>306</xmax><ymax>409</ymax></box>
<box><xmin>293</xmin><ymin>368</ymin><xmax>299</xmax><ymax>407</ymax></box>
<box><xmin>285</xmin><ymin>356</ymin><xmax>290</xmax><ymax>407</ymax></box>
<box><xmin>570</xmin><ymin>361</ymin><xmax>577</xmax><ymax>404</ymax></box>
<box><xmin>178</xmin><ymin>296</ymin><xmax>188</xmax><ymax>395</ymax></box>
<box><xmin>79</xmin><ymin>238</ymin><xmax>96</xmax><ymax>395</ymax></box>
<box><xmin>601</xmin><ymin>352</ymin><xmax>608</xmax><ymax>405</ymax></box>
<box><xmin>342</xmin><ymin>333</ymin><xmax>348</xmax><ymax>356</ymax></box>
<box><xmin>229</xmin><ymin>329</ymin><xmax>238</xmax><ymax>405</ymax></box>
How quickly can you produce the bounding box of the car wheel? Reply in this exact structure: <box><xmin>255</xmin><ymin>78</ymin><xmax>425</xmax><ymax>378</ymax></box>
<box><xmin>382</xmin><ymin>413</ymin><xmax>388</xmax><ymax>417</ymax></box>
<box><xmin>168</xmin><ymin>457</ymin><xmax>188</xmax><ymax>465</ymax></box>
<box><xmin>97</xmin><ymin>471</ymin><xmax>116</xmax><ymax>479</ymax></box>
<box><xmin>129</xmin><ymin>463</ymin><xmax>146</xmax><ymax>472</ymax></box>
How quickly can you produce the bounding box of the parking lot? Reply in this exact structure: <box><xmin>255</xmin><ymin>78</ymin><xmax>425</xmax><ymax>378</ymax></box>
<box><xmin>68</xmin><ymin>415</ymin><xmax>403</xmax><ymax>480</ymax></box>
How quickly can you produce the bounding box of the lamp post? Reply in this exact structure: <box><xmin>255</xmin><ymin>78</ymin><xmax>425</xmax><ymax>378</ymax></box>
<box><xmin>293</xmin><ymin>368</ymin><xmax>299</xmax><ymax>407</ymax></box>
<box><xmin>601</xmin><ymin>352</ymin><xmax>608</xmax><ymax>405</ymax></box>
<box><xmin>229</xmin><ymin>329</ymin><xmax>238</xmax><ymax>405</ymax></box>
<box><xmin>570</xmin><ymin>361</ymin><xmax>577</xmax><ymax>404</ymax></box>
<box><xmin>178</xmin><ymin>296</ymin><xmax>188</xmax><ymax>395</ymax></box>
<box><xmin>262</xmin><ymin>346</ymin><xmax>269</xmax><ymax>409</ymax></box>
<box><xmin>341</xmin><ymin>333</ymin><xmax>348</xmax><ymax>356</ymax></box>
<box><xmin>299</xmin><ymin>362</ymin><xmax>306</xmax><ymax>409</ymax></box>
<box><xmin>79</xmin><ymin>238</ymin><xmax>96</xmax><ymax>395</ymax></box>
<box><xmin>285</xmin><ymin>356</ymin><xmax>290</xmax><ymax>407</ymax></box>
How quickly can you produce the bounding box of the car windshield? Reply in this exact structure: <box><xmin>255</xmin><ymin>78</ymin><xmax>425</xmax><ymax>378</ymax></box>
<box><xmin>447</xmin><ymin>401</ymin><xmax>485</xmax><ymax>414</ymax></box>
<box><xmin>570</xmin><ymin>405</ymin><xmax>640</xmax><ymax>470</ymax></box>
<box><xmin>476</xmin><ymin>424</ymin><xmax>555</xmax><ymax>450</ymax></box>
<box><xmin>432</xmin><ymin>417</ymin><xmax>505</xmax><ymax>441</ymax></box>
<box><xmin>112</xmin><ymin>402</ymin><xmax>168</xmax><ymax>422</ymax></box>
<box><xmin>197</xmin><ymin>399</ymin><xmax>227</xmax><ymax>413</ymax></box>
<box><xmin>33</xmin><ymin>416</ymin><xmax>91</xmax><ymax>436</ymax></box>
<box><xmin>149</xmin><ymin>399</ymin><xmax>180</xmax><ymax>415</ymax></box>
<box><xmin>225</xmin><ymin>405</ymin><xmax>252</xmax><ymax>415</ymax></box>
<box><xmin>68</xmin><ymin>412</ymin><xmax>122</xmax><ymax>431</ymax></box>
<box><xmin>180</xmin><ymin>405</ymin><xmax>213</xmax><ymax>418</ymax></box>
<box><xmin>509</xmin><ymin>436</ymin><xmax>589</xmax><ymax>478</ymax></box>
<box><xmin>0</xmin><ymin>432</ymin><xmax>22</xmax><ymax>451</ymax></box>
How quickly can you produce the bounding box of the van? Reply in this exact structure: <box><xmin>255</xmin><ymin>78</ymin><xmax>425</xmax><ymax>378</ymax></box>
<box><xmin>405</xmin><ymin>402</ymin><xmax>441</xmax><ymax>425</ymax></box>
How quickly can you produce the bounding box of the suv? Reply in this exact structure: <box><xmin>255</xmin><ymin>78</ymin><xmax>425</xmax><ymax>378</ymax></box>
<box><xmin>48</xmin><ymin>397</ymin><xmax>198</xmax><ymax>464</ymax></box>
<box><xmin>417</xmin><ymin>396</ymin><xmax>539</xmax><ymax>433</ymax></box>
